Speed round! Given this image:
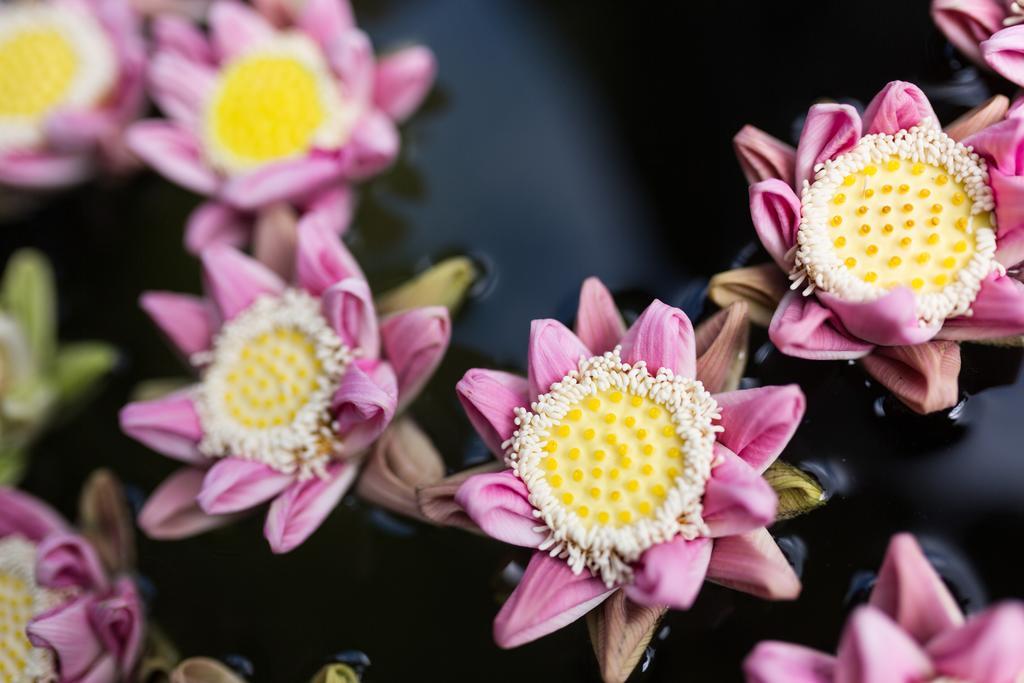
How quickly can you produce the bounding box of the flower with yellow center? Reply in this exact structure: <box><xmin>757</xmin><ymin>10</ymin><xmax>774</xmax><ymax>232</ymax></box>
<box><xmin>0</xmin><ymin>3</ymin><xmax>116</xmax><ymax>153</ymax></box>
<box><xmin>0</xmin><ymin>537</ymin><xmax>56</xmax><ymax>683</ymax></box>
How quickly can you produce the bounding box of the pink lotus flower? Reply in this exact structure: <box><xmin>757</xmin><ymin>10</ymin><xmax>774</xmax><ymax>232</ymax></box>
<box><xmin>725</xmin><ymin>80</ymin><xmax>1024</xmax><ymax>414</ymax></box>
<box><xmin>0</xmin><ymin>0</ymin><xmax>146</xmax><ymax>192</ymax></box>
<box><xmin>745</xmin><ymin>533</ymin><xmax>1024</xmax><ymax>683</ymax></box>
<box><xmin>449</xmin><ymin>278</ymin><xmax>805</xmax><ymax>650</ymax></box>
<box><xmin>127</xmin><ymin>0</ymin><xmax>436</xmax><ymax>253</ymax></box>
<box><xmin>119</xmin><ymin>216</ymin><xmax>450</xmax><ymax>553</ymax></box>
<box><xmin>0</xmin><ymin>486</ymin><xmax>143</xmax><ymax>683</ymax></box>
<box><xmin>932</xmin><ymin>0</ymin><xmax>1024</xmax><ymax>84</ymax></box>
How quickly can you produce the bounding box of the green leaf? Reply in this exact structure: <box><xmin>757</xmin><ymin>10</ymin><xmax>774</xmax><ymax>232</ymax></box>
<box><xmin>0</xmin><ymin>446</ymin><xmax>27</xmax><ymax>486</ymax></box>
<box><xmin>1</xmin><ymin>249</ymin><xmax>57</xmax><ymax>367</ymax></box>
<box><xmin>52</xmin><ymin>342</ymin><xmax>118</xmax><ymax>405</ymax></box>
<box><xmin>764</xmin><ymin>460</ymin><xmax>826</xmax><ymax>520</ymax></box>
<box><xmin>309</xmin><ymin>664</ymin><xmax>360</xmax><ymax>683</ymax></box>
<box><xmin>376</xmin><ymin>256</ymin><xmax>478</xmax><ymax>315</ymax></box>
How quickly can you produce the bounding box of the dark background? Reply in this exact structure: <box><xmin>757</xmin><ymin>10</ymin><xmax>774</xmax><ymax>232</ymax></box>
<box><xmin>6</xmin><ymin>0</ymin><xmax>1024</xmax><ymax>681</ymax></box>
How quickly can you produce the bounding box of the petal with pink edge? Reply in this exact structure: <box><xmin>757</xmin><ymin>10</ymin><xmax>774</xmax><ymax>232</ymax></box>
<box><xmin>453</xmin><ymin>470</ymin><xmax>545</xmax><ymax>548</ymax></box>
<box><xmin>152</xmin><ymin>15</ymin><xmax>214</xmax><ymax>63</ymax></box>
<box><xmin>996</xmin><ymin>222</ymin><xmax>1024</xmax><ymax>267</ymax></box>
<box><xmin>373</xmin><ymin>46</ymin><xmax>437</xmax><ymax>122</ymax></box>
<box><xmin>984</xmin><ymin>25</ymin><xmax>1024</xmax><ymax>88</ymax></box>
<box><xmin>749</xmin><ymin>179</ymin><xmax>802</xmax><ymax>270</ymax></box>
<box><xmin>860</xmin><ymin>342</ymin><xmax>961</xmax><ymax>415</ymax></box>
<box><xmin>937</xmin><ymin>272</ymin><xmax>1024</xmax><ymax>340</ymax></box>
<box><xmin>221</xmin><ymin>155</ymin><xmax>344</xmax><ymax>211</ymax></box>
<box><xmin>197</xmin><ymin>458</ymin><xmax>295</xmax><ymax>515</ymax></box>
<box><xmin>147</xmin><ymin>52</ymin><xmax>215</xmax><ymax>128</ymax></box>
<box><xmin>327</xmin><ymin>29</ymin><xmax>374</xmax><ymax>106</ymax></box>
<box><xmin>623</xmin><ymin>536</ymin><xmax>712</xmax><ymax>610</ymax></box>
<box><xmin>619</xmin><ymin>299</ymin><xmax>697</xmax><ymax>378</ymax></box>
<box><xmin>332</xmin><ymin>359</ymin><xmax>398</xmax><ymax>456</ymax></box>
<box><xmin>714</xmin><ymin>385</ymin><xmax>806</xmax><ymax>473</ymax></box>
<box><xmin>139</xmin><ymin>291</ymin><xmax>215</xmax><ymax>357</ymax></box>
<box><xmin>527</xmin><ymin>319</ymin><xmax>591</xmax><ymax>397</ymax></box>
<box><xmin>208</xmin><ymin>0</ymin><xmax>274</xmax><ymax>61</ymax></box>
<box><xmin>494</xmin><ymin>551</ymin><xmax>615</xmax><ymax>649</ymax></box>
<box><xmin>118</xmin><ymin>393</ymin><xmax>205</xmax><ymax>464</ymax></box>
<box><xmin>769</xmin><ymin>292</ymin><xmax>874</xmax><ymax>359</ymax></box>
<box><xmin>34</xmin><ymin>532</ymin><xmax>108</xmax><ymax>592</ymax></box>
<box><xmin>927</xmin><ymin>602</ymin><xmax>1024</xmax><ymax>683</ymax></box>
<box><xmin>862</xmin><ymin>81</ymin><xmax>938</xmax><ymax>136</ymax></box>
<box><xmin>321</xmin><ymin>278</ymin><xmax>380</xmax><ymax>359</ymax></box>
<box><xmin>43</xmin><ymin>109</ymin><xmax>113</xmax><ymax>154</ymax></box>
<box><xmin>816</xmin><ymin>288</ymin><xmax>941</xmax><ymax>347</ymax></box>
<box><xmin>834</xmin><ymin>606</ymin><xmax>933</xmax><ymax>683</ymax></box>
<box><xmin>263</xmin><ymin>461</ymin><xmax>357</xmax><ymax>553</ymax></box>
<box><xmin>125</xmin><ymin>121</ymin><xmax>219</xmax><ymax>195</ymax></box>
<box><xmin>0</xmin><ymin>488</ymin><xmax>66</xmax><ymax>541</ymax></box>
<box><xmin>90</xmin><ymin>578</ymin><xmax>143</xmax><ymax>674</ymax></box>
<box><xmin>0</xmin><ymin>149</ymin><xmax>91</xmax><ymax>190</ymax></box>
<box><xmin>339</xmin><ymin>111</ymin><xmax>400</xmax><ymax>179</ymax></box>
<box><xmin>732</xmin><ymin>125</ymin><xmax>796</xmax><ymax>187</ymax></box>
<box><xmin>301</xmin><ymin>185</ymin><xmax>357</xmax><ymax>236</ymax></box>
<box><xmin>575</xmin><ymin>277</ymin><xmax>626</xmax><ymax>354</ymax></box>
<box><xmin>200</xmin><ymin>244</ymin><xmax>285</xmax><ymax>321</ymax></box>
<box><xmin>961</xmin><ymin>116</ymin><xmax>1024</xmax><ymax>176</ymax></box>
<box><xmin>702</xmin><ymin>445</ymin><xmax>778</xmax><ymax>538</ymax></box>
<box><xmin>794</xmin><ymin>103</ymin><xmax>862</xmax><ymax>188</ymax></box>
<box><xmin>27</xmin><ymin>596</ymin><xmax>105</xmax><ymax>682</ymax></box>
<box><xmin>706</xmin><ymin>528</ymin><xmax>801</xmax><ymax>600</ymax></box>
<box><xmin>991</xmin><ymin>168</ymin><xmax>1024</xmax><ymax>237</ymax></box>
<box><xmin>295</xmin><ymin>217</ymin><xmax>365</xmax><ymax>296</ymax></box>
<box><xmin>298</xmin><ymin>0</ymin><xmax>355</xmax><ymax>52</ymax></box>
<box><xmin>380</xmin><ymin>306</ymin><xmax>451</xmax><ymax>409</ymax></box>
<box><xmin>932</xmin><ymin>0</ymin><xmax>1005</xmax><ymax>66</ymax></box>
<box><xmin>743</xmin><ymin>641</ymin><xmax>837</xmax><ymax>683</ymax></box>
<box><xmin>184</xmin><ymin>201</ymin><xmax>250</xmax><ymax>255</ymax></box>
<box><xmin>456</xmin><ymin>369</ymin><xmax>531</xmax><ymax>457</ymax></box>
<box><xmin>138</xmin><ymin>468</ymin><xmax>239</xmax><ymax>540</ymax></box>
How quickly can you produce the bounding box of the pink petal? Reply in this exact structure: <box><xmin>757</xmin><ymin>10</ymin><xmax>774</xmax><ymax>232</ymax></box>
<box><xmin>220</xmin><ymin>155</ymin><xmax>345</xmax><ymax>211</ymax></box>
<box><xmin>295</xmin><ymin>216</ymin><xmax>365</xmax><ymax>296</ymax></box>
<box><xmin>995</xmin><ymin>222</ymin><xmax>1024</xmax><ymax>267</ymax></box>
<box><xmin>927</xmin><ymin>602</ymin><xmax>1024</xmax><ymax>683</ymax></box>
<box><xmin>702</xmin><ymin>445</ymin><xmax>778</xmax><ymax>538</ymax></box>
<box><xmin>575</xmin><ymin>277</ymin><xmax>625</xmax><ymax>354</ymax></box>
<box><xmin>35</xmin><ymin>532</ymin><xmax>108</xmax><ymax>592</ymax></box>
<box><xmin>332</xmin><ymin>359</ymin><xmax>398</xmax><ymax>456</ymax></box>
<box><xmin>936</xmin><ymin>272</ymin><xmax>1024</xmax><ymax>339</ymax></box>
<box><xmin>298</xmin><ymin>0</ymin><xmax>355</xmax><ymax>54</ymax></box>
<box><xmin>125</xmin><ymin>121</ymin><xmax>219</xmax><ymax>195</ymax></box>
<box><xmin>732</xmin><ymin>124</ymin><xmax>797</xmax><ymax>187</ymax></box>
<box><xmin>795</xmin><ymin>103</ymin><xmax>862</xmax><ymax>188</ymax></box>
<box><xmin>263</xmin><ymin>461</ymin><xmax>357</xmax><ymax>553</ymax></box>
<box><xmin>321</xmin><ymin>278</ymin><xmax>380</xmax><ymax>358</ymax></box>
<box><xmin>749</xmin><ymin>179</ymin><xmax>802</xmax><ymax>270</ymax></box>
<box><xmin>197</xmin><ymin>458</ymin><xmax>295</xmax><ymax>514</ymax></box>
<box><xmin>527</xmin><ymin>319</ymin><xmax>591</xmax><ymax>397</ymax></box>
<box><xmin>200</xmin><ymin>244</ymin><xmax>286</xmax><ymax>320</ymax></box>
<box><xmin>0</xmin><ymin>149</ymin><xmax>92</xmax><ymax>189</ymax></box>
<box><xmin>253</xmin><ymin>204</ymin><xmax>300</xmax><ymax>279</ymax></box>
<box><xmin>962</xmin><ymin>116</ymin><xmax>1024</xmax><ymax>175</ymax></box>
<box><xmin>152</xmin><ymin>15</ymin><xmax>215</xmax><ymax>64</ymax></box>
<box><xmin>301</xmin><ymin>184</ymin><xmax>356</xmax><ymax>236</ymax></box>
<box><xmin>138</xmin><ymin>468</ymin><xmax>239</xmax><ymax>540</ymax></box>
<box><xmin>340</xmin><ymin>110</ymin><xmax>400</xmax><ymax>179</ymax></box>
<box><xmin>453</xmin><ymin>470</ymin><xmax>545</xmax><ymax>548</ymax></box>
<box><xmin>623</xmin><ymin>536</ymin><xmax>712</xmax><ymax>610</ymax></box>
<box><xmin>869</xmin><ymin>533</ymin><xmax>965</xmax><ymax>643</ymax></box>
<box><xmin>816</xmin><ymin>288</ymin><xmax>941</xmax><ymax>347</ymax></box>
<box><xmin>380</xmin><ymin>306</ymin><xmax>451</xmax><ymax>409</ymax></box>
<box><xmin>44</xmin><ymin>108</ymin><xmax>114</xmax><ymax>154</ymax></box>
<box><xmin>932</xmin><ymin>0</ymin><xmax>1005</xmax><ymax>66</ymax></box>
<box><xmin>714</xmin><ymin>385</ymin><xmax>806</xmax><ymax>474</ymax></box>
<box><xmin>984</xmin><ymin>25</ymin><xmax>1024</xmax><ymax>87</ymax></box>
<box><xmin>27</xmin><ymin>596</ymin><xmax>105</xmax><ymax>682</ymax></box>
<box><xmin>119</xmin><ymin>394</ymin><xmax>205</xmax><ymax>464</ymax></box>
<box><xmin>860</xmin><ymin>342</ymin><xmax>961</xmax><ymax>415</ymax></box>
<box><xmin>373</xmin><ymin>46</ymin><xmax>437</xmax><ymax>122</ymax></box>
<box><xmin>744</xmin><ymin>642</ymin><xmax>837</xmax><ymax>683</ymax></box>
<box><xmin>834</xmin><ymin>606</ymin><xmax>933</xmax><ymax>683</ymax></box>
<box><xmin>208</xmin><ymin>0</ymin><xmax>274</xmax><ymax>61</ymax></box>
<box><xmin>769</xmin><ymin>292</ymin><xmax>875</xmax><ymax>360</ymax></box>
<box><xmin>147</xmin><ymin>51</ymin><xmax>215</xmax><ymax>128</ymax></box>
<box><xmin>90</xmin><ymin>577</ymin><xmax>143</xmax><ymax>675</ymax></box>
<box><xmin>619</xmin><ymin>299</ymin><xmax>697</xmax><ymax>378</ymax></box>
<box><xmin>327</xmin><ymin>29</ymin><xmax>374</xmax><ymax>106</ymax></box>
<box><xmin>183</xmin><ymin>201</ymin><xmax>251</xmax><ymax>255</ymax></box>
<box><xmin>0</xmin><ymin>488</ymin><xmax>67</xmax><ymax>542</ymax></box>
<box><xmin>991</xmin><ymin>168</ymin><xmax>1024</xmax><ymax>239</ymax></box>
<box><xmin>456</xmin><ymin>368</ymin><xmax>531</xmax><ymax>457</ymax></box>
<box><xmin>706</xmin><ymin>528</ymin><xmax>801</xmax><ymax>600</ymax></box>
<box><xmin>862</xmin><ymin>81</ymin><xmax>939</xmax><ymax>135</ymax></box>
<box><xmin>945</xmin><ymin>94</ymin><xmax>1011</xmax><ymax>142</ymax></box>
<box><xmin>493</xmin><ymin>551</ymin><xmax>614</xmax><ymax>648</ymax></box>
<box><xmin>139</xmin><ymin>291</ymin><xmax>215</xmax><ymax>357</ymax></box>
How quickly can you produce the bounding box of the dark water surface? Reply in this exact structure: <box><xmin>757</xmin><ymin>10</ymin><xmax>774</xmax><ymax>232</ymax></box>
<box><xmin>5</xmin><ymin>1</ymin><xmax>1024</xmax><ymax>681</ymax></box>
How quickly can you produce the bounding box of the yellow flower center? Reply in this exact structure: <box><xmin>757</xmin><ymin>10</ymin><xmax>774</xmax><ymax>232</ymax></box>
<box><xmin>827</xmin><ymin>158</ymin><xmax>989</xmax><ymax>293</ymax></box>
<box><xmin>0</xmin><ymin>29</ymin><xmax>77</xmax><ymax>118</ymax></box>
<box><xmin>0</xmin><ymin>537</ymin><xmax>54</xmax><ymax>683</ymax></box>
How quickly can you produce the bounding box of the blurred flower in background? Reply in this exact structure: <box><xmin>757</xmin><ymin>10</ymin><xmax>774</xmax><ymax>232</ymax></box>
<box><xmin>931</xmin><ymin>0</ymin><xmax>1024</xmax><ymax>86</ymax></box>
<box><xmin>0</xmin><ymin>249</ymin><xmax>118</xmax><ymax>484</ymax></box>
<box><xmin>153</xmin><ymin>658</ymin><xmax>363</xmax><ymax>683</ymax></box>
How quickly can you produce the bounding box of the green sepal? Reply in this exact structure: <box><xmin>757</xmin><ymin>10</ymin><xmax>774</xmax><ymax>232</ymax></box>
<box><xmin>52</xmin><ymin>342</ymin><xmax>118</xmax><ymax>406</ymax></box>
<box><xmin>764</xmin><ymin>460</ymin><xmax>827</xmax><ymax>520</ymax></box>
<box><xmin>376</xmin><ymin>256</ymin><xmax>478</xmax><ymax>315</ymax></box>
<box><xmin>309</xmin><ymin>664</ymin><xmax>361</xmax><ymax>683</ymax></box>
<box><xmin>1</xmin><ymin>249</ymin><xmax>57</xmax><ymax>368</ymax></box>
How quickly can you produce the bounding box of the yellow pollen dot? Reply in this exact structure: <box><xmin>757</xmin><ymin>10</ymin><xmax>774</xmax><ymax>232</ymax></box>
<box><xmin>927</xmin><ymin>233</ymin><xmax>940</xmax><ymax>245</ymax></box>
<box><xmin>593</xmin><ymin>449</ymin><xmax>606</xmax><ymax>461</ymax></box>
<box><xmin>638</xmin><ymin>501</ymin><xmax>652</xmax><ymax>515</ymax></box>
<box><xmin>843</xmin><ymin>174</ymin><xmax>857</xmax><ymax>186</ymax></box>
<box><xmin>630</xmin><ymin>396</ymin><xmax>643</xmax><ymax>407</ymax></box>
<box><xmin>936</xmin><ymin>174</ymin><xmax>948</xmax><ymax>185</ymax></box>
<box><xmin>956</xmin><ymin>217</ymin><xmax>969</xmax><ymax>231</ymax></box>
<box><xmin>900</xmin><ymin>237</ymin><xmax>912</xmax><ymax>248</ymax></box>
<box><xmin>617</xmin><ymin>444</ymin><xmax>629</xmax><ymax>456</ymax></box>
<box><xmin>883</xmin><ymin>224</ymin><xmax>895</xmax><ymax>233</ymax></box>
<box><xmin>609</xmin><ymin>469</ymin><xmax>620</xmax><ymax>480</ymax></box>
<box><xmin>865</xmin><ymin>165</ymin><xmax>878</xmax><ymax>175</ymax></box>
<box><xmin>583</xmin><ymin>429</ymin><xmax>595</xmax><ymax>440</ymax></box>
<box><xmin>610</xmin><ymin>491</ymin><xmax>622</xmax><ymax>502</ymax></box>
<box><xmin>577</xmin><ymin>506</ymin><xmax>589</xmax><ymax>518</ymax></box>
<box><xmin>556</xmin><ymin>425</ymin><xmax>571</xmax><ymax>437</ymax></box>
<box><xmin>889</xmin><ymin>256</ymin><xmax>902</xmax><ymax>268</ymax></box>
<box><xmin>912</xmin><ymin>163</ymin><xmax>925</xmax><ymax>175</ymax></box>
<box><xmin>567</xmin><ymin>409</ymin><xmax>582</xmax><ymax>421</ymax></box>
<box><xmin>562</xmin><ymin>492</ymin><xmax>574</xmax><ymax>504</ymax></box>
<box><xmin>860</xmin><ymin>224</ymin><xmax>871</xmax><ymax>235</ymax></box>
<box><xmin>912</xmin><ymin>278</ymin><xmax>924</xmax><ymax>289</ymax></box>
<box><xmin>918</xmin><ymin>189</ymin><xmax>930</xmax><ymax>198</ymax></box>
<box><xmin>544</xmin><ymin>441</ymin><xmax>558</xmax><ymax>453</ymax></box>
<box><xmin>549</xmin><ymin>474</ymin><xmax>563</xmax><ymax>487</ymax></box>
<box><xmin>641</xmin><ymin>464</ymin><xmax>654</xmax><ymax>475</ymax></box>
<box><xmin>931</xmin><ymin>203</ymin><xmax>943</xmax><ymax>214</ymax></box>
<box><xmin>952</xmin><ymin>192</ymin><xmax>965</xmax><ymax>206</ymax></box>
<box><xmin>834</xmin><ymin>236</ymin><xmax>847</xmax><ymax>248</ymax></box>
<box><xmin>662</xmin><ymin>425</ymin><xmax>675</xmax><ymax>437</ymax></box>
<box><xmin>609</xmin><ymin>391</ymin><xmax>623</xmax><ymax>403</ymax></box>
<box><xmin>624</xmin><ymin>416</ymin><xmax>636</xmax><ymax>427</ymax></box>
<box><xmin>544</xmin><ymin>457</ymin><xmax>558</xmax><ymax>470</ymax></box>
<box><xmin>569</xmin><ymin>447</ymin><xmax>581</xmax><ymax>460</ymax></box>
<box><xmin>667</xmin><ymin>447</ymin><xmax>680</xmax><ymax>459</ymax></box>
<box><xmin>652</xmin><ymin>484</ymin><xmax>667</xmax><ymax>497</ymax></box>
<box><xmin>916</xmin><ymin>253</ymin><xmax>931</xmax><ymax>264</ymax></box>
<box><xmin>864</xmin><ymin>189</ymin><xmax>875</xmax><ymax>198</ymax></box>
<box><xmin>642</xmin><ymin>444</ymin><xmax>654</xmax><ymax>455</ymax></box>
<box><xmin>618</xmin><ymin>510</ymin><xmax>632</xmax><ymax>523</ymax></box>
<box><xmin>905</xmin><ymin>220</ymin><xmax>915</xmax><ymax>229</ymax></box>
<box><xmin>942</xmin><ymin>257</ymin><xmax>956</xmax><ymax>269</ymax></box>
<box><xmin>882</xmin><ymin>184</ymin><xmax>893</xmax><ymax>193</ymax></box>
<box><xmin>934</xmin><ymin>274</ymin><xmax>949</xmax><ymax>286</ymax></box>
<box><xmin>626</xmin><ymin>479</ymin><xmax>639</xmax><ymax>492</ymax></box>
<box><xmin>866</xmin><ymin>244</ymin><xmax>878</xmax><ymax>255</ymax></box>
<box><xmin>603</xmin><ymin>413</ymin><xmax>616</xmax><ymax>424</ymax></box>
<box><xmin>586</xmin><ymin>397</ymin><xmax>601</xmax><ymax>411</ymax></box>
<box><xmin>598</xmin><ymin>511</ymin><xmax>610</xmax><ymax>524</ymax></box>
<box><xmin>954</xmin><ymin>240</ymin><xmax>968</xmax><ymax>253</ymax></box>
<box><xmin>573</xmin><ymin>469</ymin><xmax>584</xmax><ymax>481</ymax></box>
<box><xmin>592</xmin><ymin>467</ymin><xmax>603</xmax><ymax>478</ymax></box>
<box><xmin>634</xmin><ymin>428</ymin><xmax>647</xmax><ymax>440</ymax></box>
<box><xmin>857</xmin><ymin>206</ymin><xmax>869</xmax><ymax>216</ymax></box>
<box><xmin>620</xmin><ymin>455</ymin><xmax>632</xmax><ymax>467</ymax></box>
<box><xmin>886</xmin><ymin>159</ymin><xmax>901</xmax><ymax>171</ymax></box>
<box><xmin>881</xmin><ymin>205</ymin><xmax>892</xmax><ymax>215</ymax></box>
<box><xmin>902</xmin><ymin>203</ymin><xmax>914</xmax><ymax>213</ymax></box>
<box><xmin>589</xmin><ymin>487</ymin><xmax>602</xmax><ymax>499</ymax></box>
<box><xmin>845</xmin><ymin>257</ymin><xmax>857</xmax><ymax>268</ymax></box>
<box><xmin>930</xmin><ymin>217</ymin><xmax>941</xmax><ymax>226</ymax></box>
<box><xmin>864</xmin><ymin>271</ymin><xmax>878</xmax><ymax>283</ymax></box>
<box><xmin>604</xmin><ymin>433</ymin><xmax>617</xmax><ymax>445</ymax></box>
<box><xmin>898</xmin><ymin>184</ymin><xmax>910</xmax><ymax>194</ymax></box>
<box><xmin>648</xmin><ymin>407</ymin><xmax>661</xmax><ymax>419</ymax></box>
<box><xmin>834</xmin><ymin>193</ymin><xmax>846</xmax><ymax>205</ymax></box>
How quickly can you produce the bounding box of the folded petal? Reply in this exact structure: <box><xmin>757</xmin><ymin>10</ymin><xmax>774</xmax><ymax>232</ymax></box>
<box><xmin>321</xmin><ymin>278</ymin><xmax>380</xmax><ymax>358</ymax></box>
<box><xmin>624</xmin><ymin>536</ymin><xmax>711</xmax><ymax>610</ymax></box>
<box><xmin>619</xmin><ymin>299</ymin><xmax>696</xmax><ymax>378</ymax></box>
<box><xmin>197</xmin><ymin>458</ymin><xmax>295</xmax><ymax>514</ymax></box>
<box><xmin>34</xmin><ymin>532</ymin><xmax>108</xmax><ymax>592</ymax></box>
<box><xmin>0</xmin><ymin>487</ymin><xmax>67</xmax><ymax>542</ymax></box>
<box><xmin>494</xmin><ymin>551</ymin><xmax>614</xmax><ymax>649</ymax></box>
<box><xmin>706</xmin><ymin>528</ymin><xmax>801</xmax><ymax>600</ymax></box>
<box><xmin>749</xmin><ymin>179</ymin><xmax>802</xmax><ymax>270</ymax></box>
<box><xmin>295</xmin><ymin>215</ymin><xmax>365</xmax><ymax>296</ymax></box>
<box><xmin>355</xmin><ymin>417</ymin><xmax>445</xmax><ymax>520</ymax></box>
<box><xmin>995</xmin><ymin>221</ymin><xmax>1024</xmax><ymax>267</ymax></box>
<box><xmin>453</xmin><ymin>470</ymin><xmax>545</xmax><ymax>548</ymax></box>
<box><xmin>78</xmin><ymin>470</ymin><xmax>135</xmax><ymax>576</ymax></box>
<box><xmin>89</xmin><ymin>578</ymin><xmax>143</xmax><ymax>675</ymax></box>
<box><xmin>340</xmin><ymin>110</ymin><xmax>400</xmax><ymax>179</ymax></box>
<box><xmin>927</xmin><ymin>602</ymin><xmax>1024</xmax><ymax>683</ymax></box>
<box><xmin>862</xmin><ymin>81</ymin><xmax>938</xmax><ymax>135</ymax></box>
<box><xmin>816</xmin><ymin>288</ymin><xmax>941</xmax><ymax>347</ymax></box>
<box><xmin>169</xmin><ymin>657</ymin><xmax>249</xmax><ymax>683</ymax></box>
<box><xmin>27</xmin><ymin>596</ymin><xmax>105</xmax><ymax>682</ymax></box>
<box><xmin>200</xmin><ymin>244</ymin><xmax>286</xmax><ymax>320</ymax></box>
<box><xmin>0</xmin><ymin>149</ymin><xmax>92</xmax><ymax>189</ymax></box>
<box><xmin>298</xmin><ymin>0</ymin><xmax>355</xmax><ymax>52</ymax></box>
<box><xmin>985</xmin><ymin>24</ymin><xmax>1024</xmax><ymax>87</ymax></box>
<box><xmin>152</xmin><ymin>15</ymin><xmax>214</xmax><ymax>64</ymax></box>
<box><xmin>932</xmin><ymin>0</ymin><xmax>1005</xmax><ymax>66</ymax></box>
<box><xmin>221</xmin><ymin>155</ymin><xmax>344</xmax><ymax>210</ymax></box>
<box><xmin>835</xmin><ymin>606</ymin><xmax>933</xmax><ymax>683</ymax></box>
<box><xmin>263</xmin><ymin>461</ymin><xmax>357</xmax><ymax>553</ymax></box>
<box><xmin>373</xmin><ymin>46</ymin><xmax>437</xmax><ymax>122</ymax></box>
<box><xmin>332</xmin><ymin>359</ymin><xmax>398</xmax><ymax>456</ymax></box>
<box><xmin>125</xmin><ymin>121</ymin><xmax>219</xmax><ymax>195</ymax></box>
<box><xmin>733</xmin><ymin>124</ymin><xmax>796</xmax><ymax>187</ymax></box>
<box><xmin>936</xmin><ymin>272</ymin><xmax>1024</xmax><ymax>339</ymax></box>
<box><xmin>991</xmin><ymin>168</ymin><xmax>1024</xmax><ymax>242</ymax></box>
<box><xmin>795</xmin><ymin>104</ymin><xmax>862</xmax><ymax>188</ymax></box>
<box><xmin>119</xmin><ymin>394</ymin><xmax>205</xmax><ymax>464</ymax></box>
<box><xmin>416</xmin><ymin>460</ymin><xmax>506</xmax><ymax>530</ymax></box>
<box><xmin>714</xmin><ymin>385</ymin><xmax>807</xmax><ymax>473</ymax></box>
<box><xmin>43</xmin><ymin>108</ymin><xmax>114</xmax><ymax>154</ymax></box>
<box><xmin>147</xmin><ymin>51</ymin><xmax>215</xmax><ymax>128</ymax></box>
<box><xmin>456</xmin><ymin>368</ymin><xmax>531</xmax><ymax>457</ymax></box>
<box><xmin>945</xmin><ymin>94</ymin><xmax>1010</xmax><ymax>142</ymax></box>
<box><xmin>769</xmin><ymin>292</ymin><xmax>875</xmax><ymax>359</ymax></box>
<box><xmin>139</xmin><ymin>468</ymin><xmax>240</xmax><ymax>540</ymax></box>
<box><xmin>860</xmin><ymin>342</ymin><xmax>961</xmax><ymax>415</ymax></box>
<box><xmin>575</xmin><ymin>277</ymin><xmax>626</xmax><ymax>355</ymax></box>
<box><xmin>587</xmin><ymin>592</ymin><xmax>667</xmax><ymax>683</ymax></box>
<box><xmin>208</xmin><ymin>0</ymin><xmax>274</xmax><ymax>60</ymax></box>
<box><xmin>868</xmin><ymin>533</ymin><xmax>965</xmax><ymax>643</ymax></box>
<box><xmin>702</xmin><ymin>445</ymin><xmax>778</xmax><ymax>537</ymax></box>
<box><xmin>694</xmin><ymin>302</ymin><xmax>750</xmax><ymax>394</ymax></box>
<box><xmin>139</xmin><ymin>291</ymin><xmax>215</xmax><ymax>357</ymax></box>
<box><xmin>381</xmin><ymin>306</ymin><xmax>451</xmax><ymax>409</ymax></box>
<box><xmin>301</xmin><ymin>184</ymin><xmax>356</xmax><ymax>236</ymax></box>
<box><xmin>744</xmin><ymin>641</ymin><xmax>837</xmax><ymax>683</ymax></box>
<box><xmin>708</xmin><ymin>264</ymin><xmax>789</xmax><ymax>327</ymax></box>
<box><xmin>184</xmin><ymin>201</ymin><xmax>250</xmax><ymax>255</ymax></box>
<box><xmin>528</xmin><ymin>319</ymin><xmax>591</xmax><ymax>397</ymax></box>
<box><xmin>327</xmin><ymin>29</ymin><xmax>374</xmax><ymax>106</ymax></box>
<box><xmin>252</xmin><ymin>204</ymin><xmax>300</xmax><ymax>279</ymax></box>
